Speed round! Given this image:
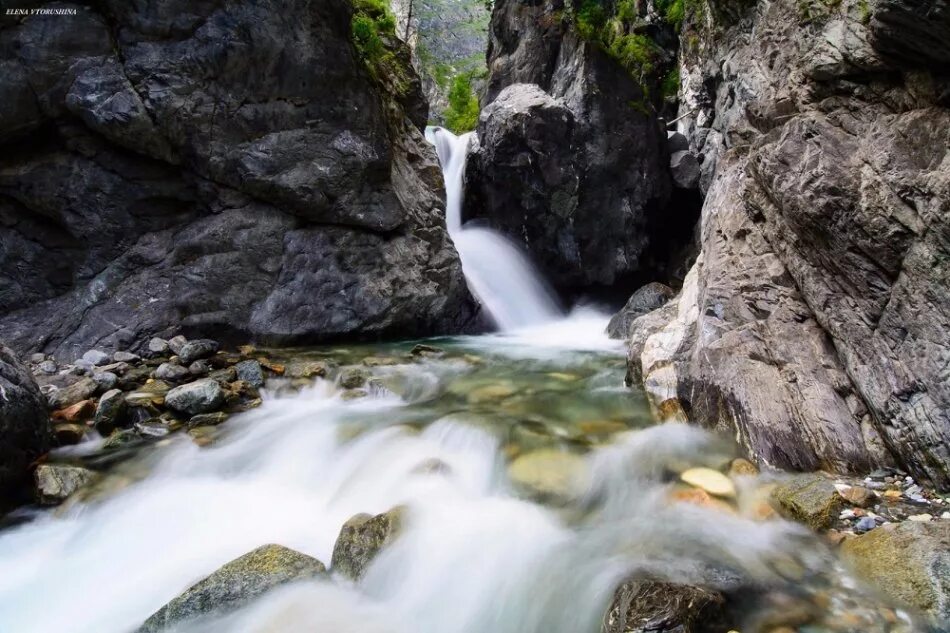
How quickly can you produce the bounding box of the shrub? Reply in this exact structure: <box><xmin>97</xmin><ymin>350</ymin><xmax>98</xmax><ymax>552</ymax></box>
<box><xmin>661</xmin><ymin>67</ymin><xmax>680</xmax><ymax>99</ymax></box>
<box><xmin>443</xmin><ymin>73</ymin><xmax>480</xmax><ymax>133</ymax></box>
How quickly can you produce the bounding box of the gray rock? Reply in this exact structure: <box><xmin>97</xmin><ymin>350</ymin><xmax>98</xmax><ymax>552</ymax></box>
<box><xmin>138</xmin><ymin>544</ymin><xmax>326</xmax><ymax>633</ymax></box>
<box><xmin>92</xmin><ymin>371</ymin><xmax>118</xmax><ymax>391</ymax></box>
<box><xmin>770</xmin><ymin>473</ymin><xmax>844</xmax><ymax>530</ymax></box>
<box><xmin>607</xmin><ymin>283</ymin><xmax>676</xmax><ymax>340</ymax></box>
<box><xmin>187</xmin><ymin>360</ymin><xmax>210</xmax><ymax>376</ymax></box>
<box><xmin>0</xmin><ymin>345</ymin><xmax>52</xmax><ymax>499</ymax></box>
<box><xmin>178</xmin><ymin>339</ymin><xmax>219</xmax><ymax>365</ymax></box>
<box><xmin>37</xmin><ymin>360</ymin><xmax>57</xmax><ymax>375</ymax></box>
<box><xmin>147</xmin><ymin>338</ymin><xmax>170</xmax><ymax>356</ymax></box>
<box><xmin>94</xmin><ymin>388</ymin><xmax>126</xmax><ymax>436</ymax></box>
<box><xmin>670</xmin><ymin>151</ymin><xmax>701</xmax><ymax>189</ymax></box>
<box><xmin>164</xmin><ymin>379</ymin><xmax>225</xmax><ymax>416</ymax></box>
<box><xmin>29</xmin><ymin>353</ymin><xmax>46</xmax><ymax>364</ymax></box>
<box><xmin>81</xmin><ymin>350</ymin><xmax>111</xmax><ymax>367</ymax></box>
<box><xmin>47</xmin><ymin>377</ymin><xmax>97</xmax><ymax>410</ymax></box>
<box><xmin>0</xmin><ymin>0</ymin><xmax>476</xmax><ymax>359</ymax></box>
<box><xmin>34</xmin><ymin>463</ymin><xmax>97</xmax><ymax>505</ymax></box>
<box><xmin>331</xmin><ymin>508</ymin><xmax>404</xmax><ymax>581</ymax></box>
<box><xmin>340</xmin><ymin>368</ymin><xmax>370</xmax><ymax>390</ymax></box>
<box><xmin>604</xmin><ymin>577</ymin><xmax>725</xmax><ymax>633</ymax></box>
<box><xmin>166</xmin><ymin>336</ymin><xmax>188</xmax><ymax>356</ymax></box>
<box><xmin>234</xmin><ymin>360</ymin><xmax>264</xmax><ymax>388</ymax></box>
<box><xmin>154</xmin><ymin>363</ymin><xmax>190</xmax><ymax>382</ymax></box>
<box><xmin>667</xmin><ymin>131</ymin><xmax>690</xmax><ymax>153</ymax></box>
<box><xmin>113</xmin><ymin>351</ymin><xmax>140</xmax><ymax>363</ymax></box>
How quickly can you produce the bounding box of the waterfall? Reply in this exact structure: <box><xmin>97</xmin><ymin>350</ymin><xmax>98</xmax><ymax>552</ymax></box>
<box><xmin>426</xmin><ymin>127</ymin><xmax>562</xmax><ymax>330</ymax></box>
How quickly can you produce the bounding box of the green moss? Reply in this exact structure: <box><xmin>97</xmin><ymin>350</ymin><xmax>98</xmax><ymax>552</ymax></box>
<box><xmin>661</xmin><ymin>67</ymin><xmax>680</xmax><ymax>99</ymax></box>
<box><xmin>443</xmin><ymin>73</ymin><xmax>481</xmax><ymax>133</ymax></box>
<box><xmin>857</xmin><ymin>0</ymin><xmax>871</xmax><ymax>23</ymax></box>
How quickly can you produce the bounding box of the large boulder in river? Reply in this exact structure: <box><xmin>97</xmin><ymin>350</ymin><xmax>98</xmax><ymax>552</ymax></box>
<box><xmin>627</xmin><ymin>0</ymin><xmax>950</xmax><ymax>485</ymax></box>
<box><xmin>0</xmin><ymin>0</ymin><xmax>476</xmax><ymax>361</ymax></box>
<box><xmin>139</xmin><ymin>544</ymin><xmax>326</xmax><ymax>632</ymax></box>
<box><xmin>0</xmin><ymin>344</ymin><xmax>51</xmax><ymax>501</ymax></box>
<box><xmin>331</xmin><ymin>507</ymin><xmax>404</xmax><ymax>581</ymax></box>
<box><xmin>464</xmin><ymin>0</ymin><xmax>672</xmax><ymax>296</ymax></box>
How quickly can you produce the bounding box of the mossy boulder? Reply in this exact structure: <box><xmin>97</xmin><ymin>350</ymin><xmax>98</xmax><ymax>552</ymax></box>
<box><xmin>769</xmin><ymin>473</ymin><xmax>843</xmax><ymax>530</ymax></box>
<box><xmin>331</xmin><ymin>507</ymin><xmax>404</xmax><ymax>581</ymax></box>
<box><xmin>138</xmin><ymin>544</ymin><xmax>326</xmax><ymax>632</ymax></box>
<box><xmin>840</xmin><ymin>521</ymin><xmax>950</xmax><ymax>620</ymax></box>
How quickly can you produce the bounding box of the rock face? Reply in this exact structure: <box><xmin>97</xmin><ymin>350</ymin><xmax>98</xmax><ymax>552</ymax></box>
<box><xmin>463</xmin><ymin>0</ymin><xmax>673</xmax><ymax>294</ymax></box>
<box><xmin>139</xmin><ymin>544</ymin><xmax>326</xmax><ymax>632</ymax></box>
<box><xmin>628</xmin><ymin>0</ymin><xmax>950</xmax><ymax>485</ymax></box>
<box><xmin>840</xmin><ymin>521</ymin><xmax>950</xmax><ymax>621</ymax></box>
<box><xmin>0</xmin><ymin>345</ymin><xmax>51</xmax><ymax>501</ymax></box>
<box><xmin>606</xmin><ymin>283</ymin><xmax>675</xmax><ymax>340</ymax></box>
<box><xmin>0</xmin><ymin>0</ymin><xmax>475</xmax><ymax>360</ymax></box>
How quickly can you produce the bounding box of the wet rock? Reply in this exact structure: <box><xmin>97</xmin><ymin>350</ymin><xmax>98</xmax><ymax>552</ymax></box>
<box><xmin>81</xmin><ymin>349</ymin><xmax>111</xmax><ymax>367</ymax></box>
<box><xmin>507</xmin><ymin>449</ymin><xmax>588</xmax><ymax>505</ymax></box>
<box><xmin>124</xmin><ymin>390</ymin><xmax>164</xmax><ymax>408</ymax></box>
<box><xmin>770</xmin><ymin>473</ymin><xmax>843</xmax><ymax>530</ymax></box>
<box><xmin>341</xmin><ymin>388</ymin><xmax>368</xmax><ymax>401</ymax></box>
<box><xmin>94</xmin><ymin>389</ymin><xmax>126</xmax><ymax>435</ymax></box>
<box><xmin>285</xmin><ymin>361</ymin><xmax>328</xmax><ymax>379</ymax></box>
<box><xmin>607</xmin><ymin>283</ymin><xmax>676</xmax><ymax>340</ymax></box>
<box><xmin>51</xmin><ymin>399</ymin><xmax>95</xmax><ymax>424</ymax></box>
<box><xmin>117</xmin><ymin>365</ymin><xmax>153</xmax><ymax>390</ymax></box>
<box><xmin>164</xmin><ymin>379</ymin><xmax>225</xmax><ymax>416</ymax></box>
<box><xmin>234</xmin><ymin>360</ymin><xmax>264</xmax><ymax>388</ymax></box>
<box><xmin>113</xmin><ymin>351</ymin><xmax>140</xmax><ymax>363</ymax></box>
<box><xmin>166</xmin><ymin>336</ymin><xmax>188</xmax><ymax>355</ymax></box>
<box><xmin>135</xmin><ymin>419</ymin><xmax>171</xmax><ymax>438</ymax></box>
<box><xmin>187</xmin><ymin>412</ymin><xmax>229</xmax><ymax>428</ymax></box>
<box><xmin>729</xmin><ymin>458</ymin><xmax>759</xmax><ymax>477</ymax></box>
<box><xmin>680</xmin><ymin>467</ymin><xmax>736</xmax><ymax>498</ymax></box>
<box><xmin>841</xmin><ymin>521</ymin><xmax>950</xmax><ymax>620</ymax></box>
<box><xmin>603</xmin><ymin>577</ymin><xmax>727</xmax><ymax>633</ymax></box>
<box><xmin>138</xmin><ymin>544</ymin><xmax>326</xmax><ymax>632</ymax></box>
<box><xmin>178</xmin><ymin>339</ymin><xmax>219</xmax><ymax>364</ymax></box>
<box><xmin>34</xmin><ymin>463</ymin><xmax>98</xmax><ymax>505</ymax></box>
<box><xmin>331</xmin><ymin>508</ymin><xmax>404</xmax><ymax>581</ymax></box>
<box><xmin>92</xmin><ymin>370</ymin><xmax>118</xmax><ymax>391</ymax></box>
<box><xmin>837</xmin><ymin>485</ymin><xmax>875</xmax><ymax>508</ymax></box>
<box><xmin>154</xmin><ymin>363</ymin><xmax>189</xmax><ymax>382</ymax></box>
<box><xmin>340</xmin><ymin>368</ymin><xmax>369</xmax><ymax>389</ymax></box>
<box><xmin>467</xmin><ymin>383</ymin><xmax>517</xmax><ymax>404</ymax></box>
<box><xmin>147</xmin><ymin>338</ymin><xmax>169</xmax><ymax>356</ymax></box>
<box><xmin>0</xmin><ymin>345</ymin><xmax>52</xmax><ymax>499</ymax></box>
<box><xmin>47</xmin><ymin>377</ymin><xmax>97</xmax><ymax>410</ymax></box>
<box><xmin>410</xmin><ymin>343</ymin><xmax>444</xmax><ymax>357</ymax></box>
<box><xmin>102</xmin><ymin>428</ymin><xmax>141</xmax><ymax>451</ymax></box>
<box><xmin>53</xmin><ymin>423</ymin><xmax>86</xmax><ymax>445</ymax></box>
<box><xmin>854</xmin><ymin>516</ymin><xmax>878</xmax><ymax>533</ymax></box>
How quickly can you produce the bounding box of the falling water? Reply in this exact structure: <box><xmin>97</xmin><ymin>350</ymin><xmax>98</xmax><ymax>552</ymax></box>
<box><xmin>426</xmin><ymin>127</ymin><xmax>562</xmax><ymax>330</ymax></box>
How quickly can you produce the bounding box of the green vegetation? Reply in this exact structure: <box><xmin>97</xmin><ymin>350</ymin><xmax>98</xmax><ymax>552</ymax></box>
<box><xmin>572</xmin><ymin>0</ymin><xmax>663</xmax><ymax>81</ymax></box>
<box><xmin>443</xmin><ymin>72</ymin><xmax>481</xmax><ymax>133</ymax></box>
<box><xmin>661</xmin><ymin>68</ymin><xmax>680</xmax><ymax>99</ymax></box>
<box><xmin>857</xmin><ymin>0</ymin><xmax>871</xmax><ymax>23</ymax></box>
<box><xmin>351</xmin><ymin>0</ymin><xmax>396</xmax><ymax>63</ymax></box>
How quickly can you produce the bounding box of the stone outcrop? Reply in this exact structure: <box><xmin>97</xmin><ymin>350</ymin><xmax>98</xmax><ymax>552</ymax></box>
<box><xmin>628</xmin><ymin>0</ymin><xmax>950</xmax><ymax>485</ymax></box>
<box><xmin>0</xmin><ymin>345</ymin><xmax>51</xmax><ymax>502</ymax></box>
<box><xmin>463</xmin><ymin>0</ymin><xmax>675</xmax><ymax>295</ymax></box>
<box><xmin>0</xmin><ymin>0</ymin><xmax>475</xmax><ymax>361</ymax></box>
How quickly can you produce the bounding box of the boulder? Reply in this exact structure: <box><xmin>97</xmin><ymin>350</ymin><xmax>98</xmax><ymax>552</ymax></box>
<box><xmin>34</xmin><ymin>463</ymin><xmax>98</xmax><ymax>505</ymax></box>
<box><xmin>94</xmin><ymin>388</ymin><xmax>126</xmax><ymax>435</ymax></box>
<box><xmin>47</xmin><ymin>377</ymin><xmax>97</xmax><ymax>410</ymax></box>
<box><xmin>340</xmin><ymin>368</ymin><xmax>369</xmax><ymax>390</ymax></box>
<box><xmin>331</xmin><ymin>507</ymin><xmax>404</xmax><ymax>581</ymax></box>
<box><xmin>177</xmin><ymin>339</ymin><xmax>219</xmax><ymax>365</ymax></box>
<box><xmin>164</xmin><ymin>379</ymin><xmax>225</xmax><ymax>416</ymax></box>
<box><xmin>81</xmin><ymin>350</ymin><xmax>111</xmax><ymax>366</ymax></box>
<box><xmin>770</xmin><ymin>473</ymin><xmax>843</xmax><ymax>530</ymax></box>
<box><xmin>0</xmin><ymin>345</ymin><xmax>51</xmax><ymax>499</ymax></box>
<box><xmin>147</xmin><ymin>338</ymin><xmax>170</xmax><ymax>356</ymax></box>
<box><xmin>234</xmin><ymin>360</ymin><xmax>264</xmax><ymax>388</ymax></box>
<box><xmin>607</xmin><ymin>283</ymin><xmax>676</xmax><ymax>340</ymax></box>
<box><xmin>0</xmin><ymin>0</ymin><xmax>475</xmax><ymax>358</ymax></box>
<box><xmin>138</xmin><ymin>544</ymin><xmax>326</xmax><ymax>632</ymax></box>
<box><xmin>840</xmin><ymin>521</ymin><xmax>950</xmax><ymax>620</ymax></box>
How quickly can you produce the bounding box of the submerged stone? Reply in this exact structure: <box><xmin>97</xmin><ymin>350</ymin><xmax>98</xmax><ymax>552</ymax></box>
<box><xmin>35</xmin><ymin>463</ymin><xmax>98</xmax><ymax>505</ymax></box>
<box><xmin>138</xmin><ymin>544</ymin><xmax>326</xmax><ymax>632</ymax></box>
<box><xmin>680</xmin><ymin>467</ymin><xmax>736</xmax><ymax>498</ymax></box>
<box><xmin>507</xmin><ymin>449</ymin><xmax>588</xmax><ymax>505</ymax></box>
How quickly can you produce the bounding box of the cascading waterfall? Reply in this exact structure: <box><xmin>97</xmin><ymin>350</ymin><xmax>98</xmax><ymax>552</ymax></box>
<box><xmin>426</xmin><ymin>127</ymin><xmax>562</xmax><ymax>330</ymax></box>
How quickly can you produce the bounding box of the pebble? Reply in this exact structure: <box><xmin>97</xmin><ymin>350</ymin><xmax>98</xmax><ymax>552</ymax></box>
<box><xmin>155</xmin><ymin>363</ymin><xmax>190</xmax><ymax>381</ymax></box>
<box><xmin>865</xmin><ymin>481</ymin><xmax>886</xmax><ymax>490</ymax></box>
<box><xmin>908</xmin><ymin>513</ymin><xmax>932</xmax><ymax>522</ymax></box>
<box><xmin>680</xmin><ymin>467</ymin><xmax>736</xmax><ymax>498</ymax></box>
<box><xmin>854</xmin><ymin>516</ymin><xmax>877</xmax><ymax>533</ymax></box>
<box><xmin>113</xmin><ymin>351</ymin><xmax>140</xmax><ymax>363</ymax></box>
<box><xmin>178</xmin><ymin>339</ymin><xmax>220</xmax><ymax>364</ymax></box>
<box><xmin>92</xmin><ymin>371</ymin><xmax>118</xmax><ymax>390</ymax></box>
<box><xmin>188</xmin><ymin>360</ymin><xmax>210</xmax><ymax>376</ymax></box>
<box><xmin>82</xmin><ymin>349</ymin><xmax>111</xmax><ymax>366</ymax></box>
<box><xmin>167</xmin><ymin>335</ymin><xmax>188</xmax><ymax>355</ymax></box>
<box><xmin>30</xmin><ymin>352</ymin><xmax>47</xmax><ymax>364</ymax></box>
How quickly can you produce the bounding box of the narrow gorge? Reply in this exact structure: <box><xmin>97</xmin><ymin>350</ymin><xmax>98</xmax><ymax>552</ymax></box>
<box><xmin>0</xmin><ymin>0</ymin><xmax>948</xmax><ymax>632</ymax></box>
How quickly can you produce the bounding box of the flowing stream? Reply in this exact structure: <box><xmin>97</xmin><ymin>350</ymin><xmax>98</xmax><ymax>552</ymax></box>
<box><xmin>0</xmin><ymin>130</ymin><xmax>911</xmax><ymax>633</ymax></box>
